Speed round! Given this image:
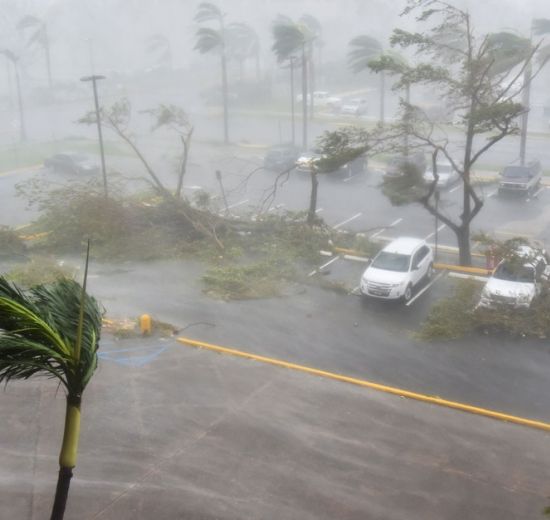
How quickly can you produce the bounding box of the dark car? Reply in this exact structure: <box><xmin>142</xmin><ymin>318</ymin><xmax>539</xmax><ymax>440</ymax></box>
<box><xmin>44</xmin><ymin>153</ymin><xmax>100</xmax><ymax>175</ymax></box>
<box><xmin>498</xmin><ymin>160</ymin><xmax>542</xmax><ymax>196</ymax></box>
<box><xmin>295</xmin><ymin>148</ymin><xmax>367</xmax><ymax>178</ymax></box>
<box><xmin>264</xmin><ymin>145</ymin><xmax>301</xmax><ymax>172</ymax></box>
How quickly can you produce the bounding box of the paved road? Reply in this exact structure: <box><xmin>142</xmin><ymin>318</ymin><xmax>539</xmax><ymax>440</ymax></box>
<box><xmin>2</xmin><ymin>333</ymin><xmax>549</xmax><ymax>520</ymax></box>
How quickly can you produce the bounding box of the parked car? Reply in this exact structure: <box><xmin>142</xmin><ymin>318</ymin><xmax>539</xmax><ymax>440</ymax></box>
<box><xmin>340</xmin><ymin>98</ymin><xmax>368</xmax><ymax>116</ymax></box>
<box><xmin>264</xmin><ymin>144</ymin><xmax>301</xmax><ymax>172</ymax></box>
<box><xmin>477</xmin><ymin>245</ymin><xmax>550</xmax><ymax>309</ymax></box>
<box><xmin>383</xmin><ymin>152</ymin><xmax>427</xmax><ymax>180</ymax></box>
<box><xmin>498</xmin><ymin>161</ymin><xmax>541</xmax><ymax>196</ymax></box>
<box><xmin>360</xmin><ymin>237</ymin><xmax>434</xmax><ymax>302</ymax></box>
<box><xmin>295</xmin><ymin>149</ymin><xmax>367</xmax><ymax>177</ymax></box>
<box><xmin>422</xmin><ymin>158</ymin><xmax>459</xmax><ymax>188</ymax></box>
<box><xmin>297</xmin><ymin>91</ymin><xmax>342</xmax><ymax>110</ymax></box>
<box><xmin>44</xmin><ymin>153</ymin><xmax>99</xmax><ymax>175</ymax></box>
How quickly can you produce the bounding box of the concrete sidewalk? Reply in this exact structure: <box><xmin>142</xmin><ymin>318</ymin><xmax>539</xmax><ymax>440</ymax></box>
<box><xmin>2</xmin><ymin>335</ymin><xmax>549</xmax><ymax>520</ymax></box>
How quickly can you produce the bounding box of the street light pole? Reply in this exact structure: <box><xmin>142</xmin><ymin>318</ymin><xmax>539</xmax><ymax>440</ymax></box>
<box><xmin>80</xmin><ymin>75</ymin><xmax>107</xmax><ymax>197</ymax></box>
<box><xmin>434</xmin><ymin>189</ymin><xmax>440</xmax><ymax>262</ymax></box>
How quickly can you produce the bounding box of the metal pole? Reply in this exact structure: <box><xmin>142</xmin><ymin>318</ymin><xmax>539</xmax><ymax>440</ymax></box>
<box><xmin>81</xmin><ymin>75</ymin><xmax>107</xmax><ymax>197</ymax></box>
<box><xmin>434</xmin><ymin>190</ymin><xmax>440</xmax><ymax>262</ymax></box>
<box><xmin>290</xmin><ymin>56</ymin><xmax>296</xmax><ymax>146</ymax></box>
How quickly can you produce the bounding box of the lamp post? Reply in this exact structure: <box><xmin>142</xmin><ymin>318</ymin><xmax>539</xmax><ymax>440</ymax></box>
<box><xmin>80</xmin><ymin>75</ymin><xmax>107</xmax><ymax>197</ymax></box>
<box><xmin>434</xmin><ymin>189</ymin><xmax>440</xmax><ymax>262</ymax></box>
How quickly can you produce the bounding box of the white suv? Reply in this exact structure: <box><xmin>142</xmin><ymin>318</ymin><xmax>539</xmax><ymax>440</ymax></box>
<box><xmin>360</xmin><ymin>237</ymin><xmax>434</xmax><ymax>302</ymax></box>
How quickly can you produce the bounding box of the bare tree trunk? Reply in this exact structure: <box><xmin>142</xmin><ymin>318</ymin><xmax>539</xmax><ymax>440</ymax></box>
<box><xmin>221</xmin><ymin>51</ymin><xmax>229</xmax><ymax>145</ymax></box>
<box><xmin>301</xmin><ymin>45</ymin><xmax>308</xmax><ymax>151</ymax></box>
<box><xmin>307</xmin><ymin>170</ymin><xmax>318</xmax><ymax>225</ymax></box>
<box><xmin>176</xmin><ymin>127</ymin><xmax>194</xmax><ymax>199</ymax></box>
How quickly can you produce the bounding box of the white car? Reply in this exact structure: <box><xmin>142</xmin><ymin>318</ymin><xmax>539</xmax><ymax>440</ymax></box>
<box><xmin>423</xmin><ymin>159</ymin><xmax>459</xmax><ymax>188</ymax></box>
<box><xmin>340</xmin><ymin>98</ymin><xmax>367</xmax><ymax>116</ymax></box>
<box><xmin>360</xmin><ymin>237</ymin><xmax>434</xmax><ymax>302</ymax></box>
<box><xmin>477</xmin><ymin>245</ymin><xmax>549</xmax><ymax>309</ymax></box>
<box><xmin>297</xmin><ymin>91</ymin><xmax>342</xmax><ymax>110</ymax></box>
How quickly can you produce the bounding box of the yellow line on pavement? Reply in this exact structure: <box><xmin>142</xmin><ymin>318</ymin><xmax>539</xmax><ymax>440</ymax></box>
<box><xmin>0</xmin><ymin>163</ymin><xmax>42</xmax><ymax>177</ymax></box>
<box><xmin>177</xmin><ymin>336</ymin><xmax>550</xmax><ymax>433</ymax></box>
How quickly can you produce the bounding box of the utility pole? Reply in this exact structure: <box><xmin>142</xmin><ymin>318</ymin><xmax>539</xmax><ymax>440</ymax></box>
<box><xmin>290</xmin><ymin>56</ymin><xmax>296</xmax><ymax>146</ymax></box>
<box><xmin>80</xmin><ymin>75</ymin><xmax>107</xmax><ymax>197</ymax></box>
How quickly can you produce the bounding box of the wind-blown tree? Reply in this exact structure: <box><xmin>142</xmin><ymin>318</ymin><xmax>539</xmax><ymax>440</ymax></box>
<box><xmin>0</xmin><ymin>49</ymin><xmax>26</xmax><ymax>141</ymax></box>
<box><xmin>299</xmin><ymin>14</ymin><xmax>322</xmax><ymax>118</ymax></box>
<box><xmin>0</xmin><ymin>248</ymin><xmax>103</xmax><ymax>520</ymax></box>
<box><xmin>306</xmin><ymin>126</ymin><xmax>369</xmax><ymax>224</ymax></box>
<box><xmin>348</xmin><ymin>35</ymin><xmax>385</xmax><ymax>125</ymax></box>
<box><xmin>373</xmin><ymin>0</ymin><xmax>544</xmax><ymax>265</ymax></box>
<box><xmin>272</xmin><ymin>16</ymin><xmax>313</xmax><ymax>150</ymax></box>
<box><xmin>17</xmin><ymin>15</ymin><xmax>52</xmax><ymax>89</ymax></box>
<box><xmin>194</xmin><ymin>2</ymin><xmax>229</xmax><ymax>144</ymax></box>
<box><xmin>226</xmin><ymin>22</ymin><xmax>260</xmax><ymax>82</ymax></box>
<box><xmin>145</xmin><ymin>33</ymin><xmax>172</xmax><ymax>70</ymax></box>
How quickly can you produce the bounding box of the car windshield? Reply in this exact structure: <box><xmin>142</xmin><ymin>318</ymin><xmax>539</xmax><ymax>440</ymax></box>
<box><xmin>371</xmin><ymin>251</ymin><xmax>410</xmax><ymax>272</ymax></box>
<box><xmin>502</xmin><ymin>166</ymin><xmax>529</xmax><ymax>178</ymax></box>
<box><xmin>493</xmin><ymin>262</ymin><xmax>535</xmax><ymax>283</ymax></box>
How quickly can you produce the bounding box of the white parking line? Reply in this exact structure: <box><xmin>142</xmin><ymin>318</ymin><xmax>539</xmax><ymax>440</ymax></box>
<box><xmin>448</xmin><ymin>272</ymin><xmax>488</xmax><ymax>282</ymax></box>
<box><xmin>369</xmin><ymin>217</ymin><xmax>403</xmax><ymax>239</ymax></box>
<box><xmin>315</xmin><ymin>208</ymin><xmax>324</xmax><ymax>213</ymax></box>
<box><xmin>405</xmin><ymin>271</ymin><xmax>446</xmax><ymax>307</ymax></box>
<box><xmin>333</xmin><ymin>212</ymin><xmax>362</xmax><ymax>230</ymax></box>
<box><xmin>308</xmin><ymin>255</ymin><xmax>340</xmax><ymax>277</ymax></box>
<box><xmin>183</xmin><ymin>185</ymin><xmax>203</xmax><ymax>190</ymax></box>
<box><xmin>350</xmin><ymin>284</ymin><xmax>361</xmax><ymax>295</ymax></box>
<box><xmin>449</xmin><ymin>185</ymin><xmax>461</xmax><ymax>193</ymax></box>
<box><xmin>226</xmin><ymin>199</ymin><xmax>249</xmax><ymax>210</ymax></box>
<box><xmin>268</xmin><ymin>203</ymin><xmax>286</xmax><ymax>212</ymax></box>
<box><xmin>532</xmin><ymin>186</ymin><xmax>545</xmax><ymax>198</ymax></box>
<box><xmin>424</xmin><ymin>223</ymin><xmax>446</xmax><ymax>240</ymax></box>
<box><xmin>343</xmin><ymin>173</ymin><xmax>361</xmax><ymax>183</ymax></box>
<box><xmin>487</xmin><ymin>189</ymin><xmax>498</xmax><ymax>198</ymax></box>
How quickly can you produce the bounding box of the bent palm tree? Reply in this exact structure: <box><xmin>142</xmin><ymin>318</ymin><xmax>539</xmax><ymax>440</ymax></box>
<box><xmin>0</xmin><ymin>251</ymin><xmax>102</xmax><ymax>520</ymax></box>
<box><xmin>1</xmin><ymin>49</ymin><xmax>26</xmax><ymax>142</ymax></box>
<box><xmin>194</xmin><ymin>2</ymin><xmax>229</xmax><ymax>144</ymax></box>
<box><xmin>272</xmin><ymin>17</ymin><xmax>312</xmax><ymax>149</ymax></box>
<box><xmin>17</xmin><ymin>15</ymin><xmax>52</xmax><ymax>89</ymax></box>
<box><xmin>226</xmin><ymin>22</ymin><xmax>260</xmax><ymax>82</ymax></box>
<box><xmin>348</xmin><ymin>35</ymin><xmax>385</xmax><ymax>125</ymax></box>
<box><xmin>299</xmin><ymin>14</ymin><xmax>322</xmax><ymax>118</ymax></box>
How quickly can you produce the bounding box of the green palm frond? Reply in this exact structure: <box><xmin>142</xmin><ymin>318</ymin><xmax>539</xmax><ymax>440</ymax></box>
<box><xmin>194</xmin><ymin>2</ymin><xmax>223</xmax><ymax>24</ymax></box>
<box><xmin>533</xmin><ymin>18</ymin><xmax>550</xmax><ymax>36</ymax></box>
<box><xmin>194</xmin><ymin>27</ymin><xmax>223</xmax><ymax>54</ymax></box>
<box><xmin>0</xmin><ymin>277</ymin><xmax>102</xmax><ymax>394</ymax></box>
<box><xmin>348</xmin><ymin>35</ymin><xmax>383</xmax><ymax>73</ymax></box>
<box><xmin>226</xmin><ymin>22</ymin><xmax>259</xmax><ymax>58</ymax></box>
<box><xmin>271</xmin><ymin>21</ymin><xmax>306</xmax><ymax>62</ymax></box>
<box><xmin>485</xmin><ymin>31</ymin><xmax>532</xmax><ymax>76</ymax></box>
<box><xmin>299</xmin><ymin>14</ymin><xmax>322</xmax><ymax>37</ymax></box>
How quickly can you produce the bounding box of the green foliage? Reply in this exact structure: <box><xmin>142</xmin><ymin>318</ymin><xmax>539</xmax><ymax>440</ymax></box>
<box><xmin>271</xmin><ymin>19</ymin><xmax>309</xmax><ymax>61</ymax></box>
<box><xmin>0</xmin><ymin>275</ymin><xmax>103</xmax><ymax>394</ymax></box>
<box><xmin>7</xmin><ymin>257</ymin><xmax>76</xmax><ymax>288</ymax></box>
<box><xmin>0</xmin><ymin>226</ymin><xmax>26</xmax><ymax>258</ymax></box>
<box><xmin>348</xmin><ymin>35</ymin><xmax>383</xmax><ymax>73</ymax></box>
<box><xmin>315</xmin><ymin>126</ymin><xmax>369</xmax><ymax>174</ymax></box>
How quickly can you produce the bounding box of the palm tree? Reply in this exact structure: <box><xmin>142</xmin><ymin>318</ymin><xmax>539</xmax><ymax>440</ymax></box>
<box><xmin>226</xmin><ymin>22</ymin><xmax>260</xmax><ymax>82</ymax></box>
<box><xmin>145</xmin><ymin>33</ymin><xmax>172</xmax><ymax>70</ymax></box>
<box><xmin>272</xmin><ymin>17</ymin><xmax>312</xmax><ymax>150</ymax></box>
<box><xmin>1</xmin><ymin>49</ymin><xmax>26</xmax><ymax>141</ymax></box>
<box><xmin>299</xmin><ymin>15</ymin><xmax>322</xmax><ymax>119</ymax></box>
<box><xmin>194</xmin><ymin>2</ymin><xmax>229</xmax><ymax>144</ymax></box>
<box><xmin>17</xmin><ymin>15</ymin><xmax>52</xmax><ymax>89</ymax></box>
<box><xmin>348</xmin><ymin>35</ymin><xmax>385</xmax><ymax>125</ymax></box>
<box><xmin>0</xmin><ymin>247</ymin><xmax>102</xmax><ymax>520</ymax></box>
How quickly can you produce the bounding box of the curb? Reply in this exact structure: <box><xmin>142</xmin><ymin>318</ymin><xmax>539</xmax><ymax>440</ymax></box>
<box><xmin>177</xmin><ymin>336</ymin><xmax>550</xmax><ymax>433</ymax></box>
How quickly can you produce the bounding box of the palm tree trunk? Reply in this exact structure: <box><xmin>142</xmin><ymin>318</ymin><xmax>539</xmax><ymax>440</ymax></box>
<box><xmin>308</xmin><ymin>44</ymin><xmax>314</xmax><ymax>120</ymax></box>
<box><xmin>13</xmin><ymin>60</ymin><xmax>26</xmax><ymax>142</ymax></box>
<box><xmin>50</xmin><ymin>395</ymin><xmax>81</xmax><ymax>520</ymax></box>
<box><xmin>221</xmin><ymin>51</ymin><xmax>229</xmax><ymax>145</ymax></box>
<box><xmin>255</xmin><ymin>51</ymin><xmax>260</xmax><ymax>82</ymax></box>
<box><xmin>301</xmin><ymin>45</ymin><xmax>308</xmax><ymax>150</ymax></box>
<box><xmin>44</xmin><ymin>29</ymin><xmax>53</xmax><ymax>90</ymax></box>
<box><xmin>379</xmin><ymin>70</ymin><xmax>385</xmax><ymax>128</ymax></box>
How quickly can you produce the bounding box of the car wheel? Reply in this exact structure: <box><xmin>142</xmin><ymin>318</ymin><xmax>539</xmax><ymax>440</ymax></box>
<box><xmin>402</xmin><ymin>284</ymin><xmax>413</xmax><ymax>303</ymax></box>
<box><xmin>426</xmin><ymin>263</ymin><xmax>434</xmax><ymax>280</ymax></box>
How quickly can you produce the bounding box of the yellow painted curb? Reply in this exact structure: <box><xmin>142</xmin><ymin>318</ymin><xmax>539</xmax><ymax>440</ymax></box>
<box><xmin>434</xmin><ymin>263</ymin><xmax>491</xmax><ymax>276</ymax></box>
<box><xmin>19</xmin><ymin>231</ymin><xmax>50</xmax><ymax>241</ymax></box>
<box><xmin>0</xmin><ymin>163</ymin><xmax>42</xmax><ymax>177</ymax></box>
<box><xmin>333</xmin><ymin>246</ymin><xmax>364</xmax><ymax>255</ymax></box>
<box><xmin>177</xmin><ymin>336</ymin><xmax>550</xmax><ymax>433</ymax></box>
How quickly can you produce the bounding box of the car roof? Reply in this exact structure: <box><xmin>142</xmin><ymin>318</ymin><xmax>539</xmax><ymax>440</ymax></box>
<box><xmin>382</xmin><ymin>237</ymin><xmax>426</xmax><ymax>255</ymax></box>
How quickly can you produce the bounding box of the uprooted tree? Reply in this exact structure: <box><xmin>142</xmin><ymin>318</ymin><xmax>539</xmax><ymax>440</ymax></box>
<box><xmin>79</xmin><ymin>99</ymin><xmax>225</xmax><ymax>248</ymax></box>
<box><xmin>368</xmin><ymin>0</ymin><xmax>546</xmax><ymax>265</ymax></box>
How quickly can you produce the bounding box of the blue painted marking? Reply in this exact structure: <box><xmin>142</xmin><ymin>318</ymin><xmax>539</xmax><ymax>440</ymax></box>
<box><xmin>98</xmin><ymin>343</ymin><xmax>170</xmax><ymax>367</ymax></box>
